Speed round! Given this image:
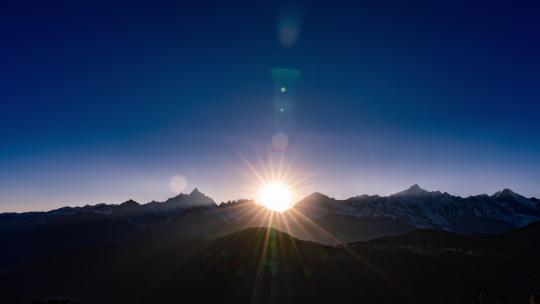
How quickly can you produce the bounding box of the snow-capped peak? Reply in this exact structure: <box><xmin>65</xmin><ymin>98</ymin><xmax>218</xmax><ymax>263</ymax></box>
<box><xmin>492</xmin><ymin>188</ymin><xmax>536</xmax><ymax>209</ymax></box>
<box><xmin>392</xmin><ymin>184</ymin><xmax>431</xmax><ymax>197</ymax></box>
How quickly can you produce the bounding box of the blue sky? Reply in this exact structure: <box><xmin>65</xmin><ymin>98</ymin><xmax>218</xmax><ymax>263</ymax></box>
<box><xmin>1</xmin><ymin>0</ymin><xmax>539</xmax><ymax>211</ymax></box>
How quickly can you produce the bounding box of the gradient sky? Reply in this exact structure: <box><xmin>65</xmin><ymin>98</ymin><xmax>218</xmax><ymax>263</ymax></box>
<box><xmin>1</xmin><ymin>0</ymin><xmax>540</xmax><ymax>211</ymax></box>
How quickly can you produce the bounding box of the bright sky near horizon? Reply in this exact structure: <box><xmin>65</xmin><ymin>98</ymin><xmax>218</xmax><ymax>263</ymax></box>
<box><xmin>1</xmin><ymin>0</ymin><xmax>540</xmax><ymax>212</ymax></box>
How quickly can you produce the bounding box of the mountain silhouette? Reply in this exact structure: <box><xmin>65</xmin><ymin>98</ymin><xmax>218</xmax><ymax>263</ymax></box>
<box><xmin>289</xmin><ymin>184</ymin><xmax>540</xmax><ymax>233</ymax></box>
<box><xmin>163</xmin><ymin>188</ymin><xmax>217</xmax><ymax>210</ymax></box>
<box><xmin>391</xmin><ymin>184</ymin><xmax>438</xmax><ymax>197</ymax></box>
<box><xmin>1</xmin><ymin>185</ymin><xmax>539</xmax><ymax>269</ymax></box>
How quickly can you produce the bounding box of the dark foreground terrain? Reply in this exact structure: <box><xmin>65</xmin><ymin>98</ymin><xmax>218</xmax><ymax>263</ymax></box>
<box><xmin>2</xmin><ymin>222</ymin><xmax>540</xmax><ymax>304</ymax></box>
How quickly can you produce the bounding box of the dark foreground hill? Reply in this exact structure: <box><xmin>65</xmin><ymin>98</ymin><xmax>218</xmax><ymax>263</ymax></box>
<box><xmin>2</xmin><ymin>228</ymin><xmax>405</xmax><ymax>304</ymax></box>
<box><xmin>2</xmin><ymin>223</ymin><xmax>540</xmax><ymax>304</ymax></box>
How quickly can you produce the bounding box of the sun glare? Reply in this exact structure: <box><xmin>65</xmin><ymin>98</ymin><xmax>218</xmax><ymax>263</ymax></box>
<box><xmin>257</xmin><ymin>182</ymin><xmax>293</xmax><ymax>212</ymax></box>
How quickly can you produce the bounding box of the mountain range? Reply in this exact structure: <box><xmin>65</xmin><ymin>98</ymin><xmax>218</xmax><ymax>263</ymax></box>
<box><xmin>2</xmin><ymin>184</ymin><xmax>538</xmax><ymax>244</ymax></box>
<box><xmin>294</xmin><ymin>184</ymin><xmax>540</xmax><ymax>234</ymax></box>
<box><xmin>1</xmin><ymin>185</ymin><xmax>540</xmax><ymax>303</ymax></box>
<box><xmin>1</xmin><ymin>184</ymin><xmax>539</xmax><ymax>268</ymax></box>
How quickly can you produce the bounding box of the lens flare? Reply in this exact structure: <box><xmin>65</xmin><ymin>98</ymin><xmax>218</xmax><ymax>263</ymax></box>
<box><xmin>277</xmin><ymin>4</ymin><xmax>302</xmax><ymax>47</ymax></box>
<box><xmin>169</xmin><ymin>175</ymin><xmax>187</xmax><ymax>193</ymax></box>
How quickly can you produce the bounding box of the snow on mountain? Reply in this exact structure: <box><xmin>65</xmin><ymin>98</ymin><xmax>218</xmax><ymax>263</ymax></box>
<box><xmin>492</xmin><ymin>188</ymin><xmax>538</xmax><ymax>211</ymax></box>
<box><xmin>290</xmin><ymin>185</ymin><xmax>540</xmax><ymax>233</ymax></box>
<box><xmin>2</xmin><ymin>185</ymin><xmax>539</xmax><ymax>236</ymax></box>
<box><xmin>163</xmin><ymin>188</ymin><xmax>216</xmax><ymax>209</ymax></box>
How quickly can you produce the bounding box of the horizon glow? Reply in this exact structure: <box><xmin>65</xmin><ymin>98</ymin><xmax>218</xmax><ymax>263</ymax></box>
<box><xmin>1</xmin><ymin>0</ymin><xmax>539</xmax><ymax>212</ymax></box>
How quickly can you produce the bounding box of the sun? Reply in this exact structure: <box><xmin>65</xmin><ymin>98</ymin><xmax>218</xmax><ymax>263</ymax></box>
<box><xmin>257</xmin><ymin>182</ymin><xmax>293</xmax><ymax>212</ymax></box>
